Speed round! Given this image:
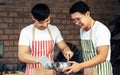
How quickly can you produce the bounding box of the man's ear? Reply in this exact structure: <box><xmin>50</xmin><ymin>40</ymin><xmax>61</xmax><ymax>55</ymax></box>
<box><xmin>31</xmin><ymin>15</ymin><xmax>35</xmax><ymax>21</ymax></box>
<box><xmin>85</xmin><ymin>11</ymin><xmax>90</xmax><ymax>16</ymax></box>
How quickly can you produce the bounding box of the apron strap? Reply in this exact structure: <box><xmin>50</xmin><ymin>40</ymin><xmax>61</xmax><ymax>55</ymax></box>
<box><xmin>90</xmin><ymin>20</ymin><xmax>95</xmax><ymax>40</ymax></box>
<box><xmin>47</xmin><ymin>27</ymin><xmax>53</xmax><ymax>40</ymax></box>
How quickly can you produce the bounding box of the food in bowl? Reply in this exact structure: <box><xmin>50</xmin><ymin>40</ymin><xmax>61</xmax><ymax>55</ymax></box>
<box><xmin>52</xmin><ymin>62</ymin><xmax>72</xmax><ymax>73</ymax></box>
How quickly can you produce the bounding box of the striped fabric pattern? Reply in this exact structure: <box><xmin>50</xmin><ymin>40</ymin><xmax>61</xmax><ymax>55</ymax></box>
<box><xmin>81</xmin><ymin>40</ymin><xmax>112</xmax><ymax>75</ymax></box>
<box><xmin>25</xmin><ymin>40</ymin><xmax>54</xmax><ymax>75</ymax></box>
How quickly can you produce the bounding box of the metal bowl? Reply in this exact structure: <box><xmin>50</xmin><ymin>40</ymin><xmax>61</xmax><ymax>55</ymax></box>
<box><xmin>52</xmin><ymin>62</ymin><xmax>72</xmax><ymax>73</ymax></box>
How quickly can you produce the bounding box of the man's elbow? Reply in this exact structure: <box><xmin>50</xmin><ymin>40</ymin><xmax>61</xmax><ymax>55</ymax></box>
<box><xmin>101</xmin><ymin>56</ymin><xmax>107</xmax><ymax>62</ymax></box>
<box><xmin>18</xmin><ymin>54</ymin><xmax>25</xmax><ymax>63</ymax></box>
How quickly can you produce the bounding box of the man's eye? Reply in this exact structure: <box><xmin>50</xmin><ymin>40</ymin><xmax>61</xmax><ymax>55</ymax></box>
<box><xmin>71</xmin><ymin>20</ymin><xmax>75</xmax><ymax>22</ymax></box>
<box><xmin>76</xmin><ymin>18</ymin><xmax>81</xmax><ymax>21</ymax></box>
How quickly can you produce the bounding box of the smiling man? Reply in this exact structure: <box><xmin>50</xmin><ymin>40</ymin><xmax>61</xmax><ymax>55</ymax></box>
<box><xmin>64</xmin><ymin>1</ymin><xmax>113</xmax><ymax>75</ymax></box>
<box><xmin>18</xmin><ymin>3</ymin><xmax>73</xmax><ymax>75</ymax></box>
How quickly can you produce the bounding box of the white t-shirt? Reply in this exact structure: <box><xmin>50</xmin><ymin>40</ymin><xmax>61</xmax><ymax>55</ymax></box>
<box><xmin>18</xmin><ymin>24</ymin><xmax>63</xmax><ymax>49</ymax></box>
<box><xmin>80</xmin><ymin>21</ymin><xmax>111</xmax><ymax>60</ymax></box>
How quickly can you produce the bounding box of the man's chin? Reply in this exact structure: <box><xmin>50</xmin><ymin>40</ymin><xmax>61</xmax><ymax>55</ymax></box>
<box><xmin>37</xmin><ymin>27</ymin><xmax>47</xmax><ymax>30</ymax></box>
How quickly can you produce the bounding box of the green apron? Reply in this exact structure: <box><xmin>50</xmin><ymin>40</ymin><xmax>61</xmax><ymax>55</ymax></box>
<box><xmin>81</xmin><ymin>28</ymin><xmax>113</xmax><ymax>75</ymax></box>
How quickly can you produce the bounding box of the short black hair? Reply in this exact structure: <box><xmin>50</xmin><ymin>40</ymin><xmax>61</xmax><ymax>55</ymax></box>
<box><xmin>69</xmin><ymin>1</ymin><xmax>89</xmax><ymax>14</ymax></box>
<box><xmin>31</xmin><ymin>3</ymin><xmax>50</xmax><ymax>21</ymax></box>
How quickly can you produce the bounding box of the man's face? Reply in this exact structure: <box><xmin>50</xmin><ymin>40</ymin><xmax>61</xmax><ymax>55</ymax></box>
<box><xmin>70</xmin><ymin>12</ymin><xmax>89</xmax><ymax>30</ymax></box>
<box><xmin>34</xmin><ymin>16</ymin><xmax>50</xmax><ymax>30</ymax></box>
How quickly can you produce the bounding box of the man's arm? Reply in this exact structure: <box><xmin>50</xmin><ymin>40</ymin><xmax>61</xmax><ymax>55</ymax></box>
<box><xmin>56</xmin><ymin>40</ymin><xmax>74</xmax><ymax>60</ymax></box>
<box><xmin>18</xmin><ymin>45</ymin><xmax>39</xmax><ymax>64</ymax></box>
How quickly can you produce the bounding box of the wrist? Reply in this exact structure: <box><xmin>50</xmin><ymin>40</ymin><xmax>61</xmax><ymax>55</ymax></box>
<box><xmin>61</xmin><ymin>46</ymin><xmax>68</xmax><ymax>52</ymax></box>
<box><xmin>36</xmin><ymin>58</ymin><xmax>40</xmax><ymax>63</ymax></box>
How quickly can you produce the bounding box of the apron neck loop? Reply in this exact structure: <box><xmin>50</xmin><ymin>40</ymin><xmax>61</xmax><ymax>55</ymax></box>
<box><xmin>90</xmin><ymin>20</ymin><xmax>95</xmax><ymax>40</ymax></box>
<box><xmin>32</xmin><ymin>24</ymin><xmax>53</xmax><ymax>41</ymax></box>
<box><xmin>32</xmin><ymin>24</ymin><xmax>54</xmax><ymax>56</ymax></box>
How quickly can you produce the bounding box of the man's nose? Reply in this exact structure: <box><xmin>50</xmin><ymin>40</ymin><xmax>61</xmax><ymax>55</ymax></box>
<box><xmin>40</xmin><ymin>22</ymin><xmax>48</xmax><ymax>26</ymax></box>
<box><xmin>75</xmin><ymin>22</ymin><xmax>79</xmax><ymax>25</ymax></box>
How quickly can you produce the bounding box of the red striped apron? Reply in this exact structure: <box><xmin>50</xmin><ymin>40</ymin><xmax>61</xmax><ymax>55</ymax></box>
<box><xmin>25</xmin><ymin>25</ymin><xmax>55</xmax><ymax>75</ymax></box>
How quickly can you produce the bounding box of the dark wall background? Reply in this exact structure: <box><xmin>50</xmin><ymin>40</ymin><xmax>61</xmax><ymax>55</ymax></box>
<box><xmin>0</xmin><ymin>0</ymin><xmax>117</xmax><ymax>70</ymax></box>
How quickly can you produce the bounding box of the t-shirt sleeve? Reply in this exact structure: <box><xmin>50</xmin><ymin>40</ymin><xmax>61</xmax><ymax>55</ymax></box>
<box><xmin>54</xmin><ymin>27</ymin><xmax>63</xmax><ymax>43</ymax></box>
<box><xmin>96</xmin><ymin>27</ymin><xmax>111</xmax><ymax>46</ymax></box>
<box><xmin>18</xmin><ymin>29</ymin><xmax>30</xmax><ymax>46</ymax></box>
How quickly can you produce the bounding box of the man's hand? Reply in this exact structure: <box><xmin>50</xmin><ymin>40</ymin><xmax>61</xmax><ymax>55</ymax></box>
<box><xmin>63</xmin><ymin>49</ymin><xmax>74</xmax><ymax>60</ymax></box>
<box><xmin>63</xmin><ymin>61</ymin><xmax>81</xmax><ymax>74</ymax></box>
<box><xmin>37</xmin><ymin>56</ymin><xmax>53</xmax><ymax>69</ymax></box>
